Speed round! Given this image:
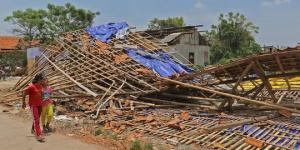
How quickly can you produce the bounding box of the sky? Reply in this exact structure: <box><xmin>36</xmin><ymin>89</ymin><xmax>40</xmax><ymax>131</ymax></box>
<box><xmin>0</xmin><ymin>0</ymin><xmax>299</xmax><ymax>47</ymax></box>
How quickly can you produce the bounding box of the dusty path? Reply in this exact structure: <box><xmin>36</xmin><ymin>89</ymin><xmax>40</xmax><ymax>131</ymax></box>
<box><xmin>0</xmin><ymin>106</ymin><xmax>107</xmax><ymax>150</ymax></box>
<box><xmin>0</xmin><ymin>79</ymin><xmax>107</xmax><ymax>150</ymax></box>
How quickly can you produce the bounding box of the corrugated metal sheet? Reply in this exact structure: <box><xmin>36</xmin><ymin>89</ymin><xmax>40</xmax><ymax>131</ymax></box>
<box><xmin>161</xmin><ymin>33</ymin><xmax>182</xmax><ymax>43</ymax></box>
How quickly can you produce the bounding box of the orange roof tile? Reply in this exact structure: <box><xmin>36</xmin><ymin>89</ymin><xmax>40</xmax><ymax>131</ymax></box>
<box><xmin>0</xmin><ymin>36</ymin><xmax>21</xmax><ymax>50</ymax></box>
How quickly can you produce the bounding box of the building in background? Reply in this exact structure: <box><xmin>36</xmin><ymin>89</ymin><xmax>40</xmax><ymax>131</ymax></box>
<box><xmin>26</xmin><ymin>47</ymin><xmax>41</xmax><ymax>74</ymax></box>
<box><xmin>262</xmin><ymin>46</ymin><xmax>279</xmax><ymax>53</ymax></box>
<box><xmin>0</xmin><ymin>36</ymin><xmax>39</xmax><ymax>75</ymax></box>
<box><xmin>0</xmin><ymin>36</ymin><xmax>39</xmax><ymax>52</ymax></box>
<box><xmin>145</xmin><ymin>25</ymin><xmax>210</xmax><ymax>66</ymax></box>
<box><xmin>0</xmin><ymin>36</ymin><xmax>23</xmax><ymax>52</ymax></box>
<box><xmin>262</xmin><ymin>45</ymin><xmax>293</xmax><ymax>53</ymax></box>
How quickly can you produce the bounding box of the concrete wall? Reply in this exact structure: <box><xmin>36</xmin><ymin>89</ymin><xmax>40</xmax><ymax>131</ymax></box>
<box><xmin>171</xmin><ymin>44</ymin><xmax>209</xmax><ymax>66</ymax></box>
<box><xmin>27</xmin><ymin>47</ymin><xmax>41</xmax><ymax>74</ymax></box>
<box><xmin>168</xmin><ymin>31</ymin><xmax>210</xmax><ymax>66</ymax></box>
<box><xmin>178</xmin><ymin>30</ymin><xmax>200</xmax><ymax>45</ymax></box>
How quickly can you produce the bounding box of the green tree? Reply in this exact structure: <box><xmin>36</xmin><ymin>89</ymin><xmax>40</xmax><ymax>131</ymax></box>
<box><xmin>43</xmin><ymin>3</ymin><xmax>100</xmax><ymax>41</ymax></box>
<box><xmin>148</xmin><ymin>17</ymin><xmax>185</xmax><ymax>30</ymax></box>
<box><xmin>4</xmin><ymin>3</ymin><xmax>100</xmax><ymax>43</ymax></box>
<box><xmin>0</xmin><ymin>51</ymin><xmax>27</xmax><ymax>68</ymax></box>
<box><xmin>208</xmin><ymin>12</ymin><xmax>261</xmax><ymax>64</ymax></box>
<box><xmin>4</xmin><ymin>9</ymin><xmax>46</xmax><ymax>42</ymax></box>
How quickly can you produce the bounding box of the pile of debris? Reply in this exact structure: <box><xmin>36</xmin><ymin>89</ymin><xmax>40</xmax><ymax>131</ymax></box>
<box><xmin>6</xmin><ymin>22</ymin><xmax>300</xmax><ymax>149</ymax></box>
<box><xmin>13</xmin><ymin>22</ymin><xmax>192</xmax><ymax>114</ymax></box>
<box><xmin>99</xmin><ymin>108</ymin><xmax>300</xmax><ymax>149</ymax></box>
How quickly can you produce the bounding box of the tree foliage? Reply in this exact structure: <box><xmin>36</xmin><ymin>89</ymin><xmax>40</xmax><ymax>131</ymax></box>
<box><xmin>5</xmin><ymin>3</ymin><xmax>100</xmax><ymax>43</ymax></box>
<box><xmin>148</xmin><ymin>17</ymin><xmax>185</xmax><ymax>30</ymax></box>
<box><xmin>43</xmin><ymin>3</ymin><xmax>100</xmax><ymax>41</ymax></box>
<box><xmin>4</xmin><ymin>9</ymin><xmax>46</xmax><ymax>41</ymax></box>
<box><xmin>208</xmin><ymin>12</ymin><xmax>261</xmax><ymax>64</ymax></box>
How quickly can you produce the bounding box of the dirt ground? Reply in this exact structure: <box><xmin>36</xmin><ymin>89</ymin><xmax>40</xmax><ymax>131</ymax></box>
<box><xmin>0</xmin><ymin>78</ymin><xmax>108</xmax><ymax>150</ymax></box>
<box><xmin>0</xmin><ymin>78</ymin><xmax>184</xmax><ymax>150</ymax></box>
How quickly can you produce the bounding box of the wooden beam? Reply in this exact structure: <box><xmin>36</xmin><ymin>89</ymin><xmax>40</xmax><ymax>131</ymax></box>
<box><xmin>251</xmin><ymin>83</ymin><xmax>265</xmax><ymax>99</ymax></box>
<box><xmin>242</xmin><ymin>83</ymin><xmax>263</xmax><ymax>97</ymax></box>
<box><xmin>139</xmin><ymin>97</ymin><xmax>217</xmax><ymax>110</ymax></box>
<box><xmin>253</xmin><ymin>60</ymin><xmax>277</xmax><ymax>103</ymax></box>
<box><xmin>232</xmin><ymin>61</ymin><xmax>255</xmax><ymax>94</ymax></box>
<box><xmin>182</xmin><ymin>49</ymin><xmax>300</xmax><ymax>80</ymax></box>
<box><xmin>161</xmin><ymin>93</ymin><xmax>222</xmax><ymax>109</ymax></box>
<box><xmin>210</xmin><ymin>72</ymin><xmax>300</xmax><ymax>85</ymax></box>
<box><xmin>213</xmin><ymin>74</ymin><xmax>233</xmax><ymax>88</ymax></box>
<box><xmin>162</xmin><ymin>78</ymin><xmax>300</xmax><ymax>114</ymax></box>
<box><xmin>161</xmin><ymin>93</ymin><xmax>223</xmax><ymax>102</ymax></box>
<box><xmin>222</xmin><ymin>68</ymin><xmax>244</xmax><ymax>90</ymax></box>
<box><xmin>275</xmin><ymin>54</ymin><xmax>291</xmax><ymax>89</ymax></box>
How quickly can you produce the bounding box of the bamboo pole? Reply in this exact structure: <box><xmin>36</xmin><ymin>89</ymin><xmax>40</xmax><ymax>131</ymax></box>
<box><xmin>161</xmin><ymin>93</ymin><xmax>223</xmax><ymax>102</ymax></box>
<box><xmin>139</xmin><ymin>97</ymin><xmax>217</xmax><ymax>110</ymax></box>
<box><xmin>41</xmin><ymin>53</ymin><xmax>98</xmax><ymax>97</ymax></box>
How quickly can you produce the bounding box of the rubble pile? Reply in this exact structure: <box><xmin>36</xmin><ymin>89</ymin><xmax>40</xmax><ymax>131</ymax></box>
<box><xmin>7</xmin><ymin>22</ymin><xmax>300</xmax><ymax>149</ymax></box>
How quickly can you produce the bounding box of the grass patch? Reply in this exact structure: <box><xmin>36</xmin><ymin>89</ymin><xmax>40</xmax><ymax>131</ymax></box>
<box><xmin>91</xmin><ymin>127</ymin><xmax>118</xmax><ymax>140</ymax></box>
<box><xmin>130</xmin><ymin>140</ymin><xmax>143</xmax><ymax>150</ymax></box>
<box><xmin>130</xmin><ymin>140</ymin><xmax>153</xmax><ymax>150</ymax></box>
<box><xmin>143</xmin><ymin>142</ymin><xmax>153</xmax><ymax>150</ymax></box>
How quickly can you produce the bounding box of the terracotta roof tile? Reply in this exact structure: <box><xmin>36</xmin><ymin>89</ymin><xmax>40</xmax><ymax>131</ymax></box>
<box><xmin>0</xmin><ymin>36</ymin><xmax>21</xmax><ymax>50</ymax></box>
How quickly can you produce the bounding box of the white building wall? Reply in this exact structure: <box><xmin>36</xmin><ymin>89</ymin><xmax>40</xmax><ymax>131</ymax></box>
<box><xmin>172</xmin><ymin>44</ymin><xmax>209</xmax><ymax>66</ymax></box>
<box><xmin>165</xmin><ymin>31</ymin><xmax>209</xmax><ymax>66</ymax></box>
<box><xmin>178</xmin><ymin>30</ymin><xmax>199</xmax><ymax>45</ymax></box>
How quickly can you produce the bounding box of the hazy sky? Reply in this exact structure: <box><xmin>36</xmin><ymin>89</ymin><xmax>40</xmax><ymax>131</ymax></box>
<box><xmin>0</xmin><ymin>0</ymin><xmax>299</xmax><ymax>46</ymax></box>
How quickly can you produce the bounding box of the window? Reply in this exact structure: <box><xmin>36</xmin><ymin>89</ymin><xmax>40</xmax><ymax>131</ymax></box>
<box><xmin>189</xmin><ymin>52</ymin><xmax>195</xmax><ymax>64</ymax></box>
<box><xmin>204</xmin><ymin>51</ymin><xmax>209</xmax><ymax>66</ymax></box>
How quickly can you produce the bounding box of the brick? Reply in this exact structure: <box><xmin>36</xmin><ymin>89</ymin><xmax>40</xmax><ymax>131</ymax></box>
<box><xmin>245</xmin><ymin>137</ymin><xmax>264</xmax><ymax>148</ymax></box>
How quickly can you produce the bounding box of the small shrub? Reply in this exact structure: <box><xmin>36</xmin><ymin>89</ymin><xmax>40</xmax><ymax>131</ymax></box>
<box><xmin>108</xmin><ymin>133</ymin><xmax>118</xmax><ymax>140</ymax></box>
<box><xmin>92</xmin><ymin>127</ymin><xmax>103</xmax><ymax>136</ymax></box>
<box><xmin>130</xmin><ymin>140</ymin><xmax>143</xmax><ymax>150</ymax></box>
<box><xmin>143</xmin><ymin>143</ymin><xmax>153</xmax><ymax>150</ymax></box>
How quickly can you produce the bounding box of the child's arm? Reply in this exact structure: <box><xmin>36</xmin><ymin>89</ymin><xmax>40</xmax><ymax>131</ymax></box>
<box><xmin>22</xmin><ymin>86</ymin><xmax>31</xmax><ymax>109</ymax></box>
<box><xmin>22</xmin><ymin>91</ymin><xmax>26</xmax><ymax>109</ymax></box>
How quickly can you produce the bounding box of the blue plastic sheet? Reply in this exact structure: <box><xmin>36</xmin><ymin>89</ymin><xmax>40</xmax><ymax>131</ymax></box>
<box><xmin>85</xmin><ymin>22</ymin><xmax>129</xmax><ymax>43</ymax></box>
<box><xmin>125</xmin><ymin>48</ymin><xmax>192</xmax><ymax>77</ymax></box>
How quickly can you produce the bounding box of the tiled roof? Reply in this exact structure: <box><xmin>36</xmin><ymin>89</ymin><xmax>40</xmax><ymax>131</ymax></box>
<box><xmin>0</xmin><ymin>36</ymin><xmax>21</xmax><ymax>50</ymax></box>
<box><xmin>0</xmin><ymin>36</ymin><xmax>40</xmax><ymax>51</ymax></box>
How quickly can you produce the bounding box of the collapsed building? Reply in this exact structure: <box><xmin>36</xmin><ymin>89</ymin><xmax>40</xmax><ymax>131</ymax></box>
<box><xmin>9</xmin><ymin>22</ymin><xmax>300</xmax><ymax>149</ymax></box>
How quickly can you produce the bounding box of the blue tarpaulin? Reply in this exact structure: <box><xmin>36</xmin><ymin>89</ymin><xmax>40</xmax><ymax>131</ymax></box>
<box><xmin>125</xmin><ymin>48</ymin><xmax>192</xmax><ymax>77</ymax></box>
<box><xmin>85</xmin><ymin>22</ymin><xmax>129</xmax><ymax>43</ymax></box>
